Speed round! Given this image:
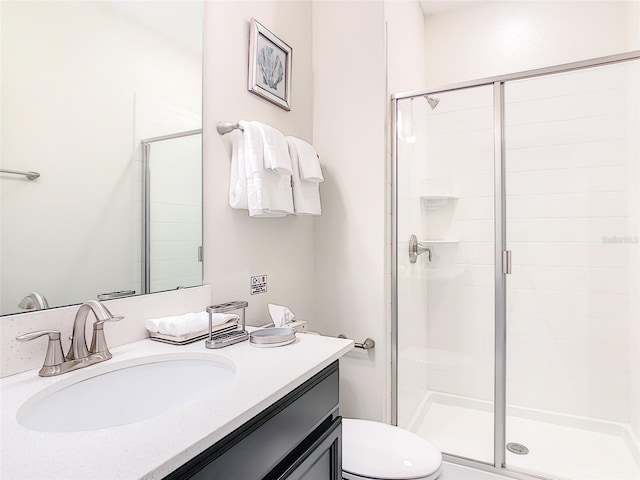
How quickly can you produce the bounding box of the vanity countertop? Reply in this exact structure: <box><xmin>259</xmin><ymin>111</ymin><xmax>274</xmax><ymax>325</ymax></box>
<box><xmin>0</xmin><ymin>331</ymin><xmax>353</xmax><ymax>479</ymax></box>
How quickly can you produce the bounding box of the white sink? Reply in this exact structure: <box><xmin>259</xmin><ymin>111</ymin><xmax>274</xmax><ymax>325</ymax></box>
<box><xmin>17</xmin><ymin>355</ymin><xmax>236</xmax><ymax>432</ymax></box>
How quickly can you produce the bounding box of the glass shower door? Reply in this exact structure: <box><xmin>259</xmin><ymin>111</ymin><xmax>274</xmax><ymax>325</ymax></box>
<box><xmin>503</xmin><ymin>59</ymin><xmax>640</xmax><ymax>480</ymax></box>
<box><xmin>395</xmin><ymin>84</ymin><xmax>496</xmax><ymax>464</ymax></box>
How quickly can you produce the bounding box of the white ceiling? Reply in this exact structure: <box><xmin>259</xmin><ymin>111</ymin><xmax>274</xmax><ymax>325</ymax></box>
<box><xmin>419</xmin><ymin>0</ymin><xmax>482</xmax><ymax>15</ymax></box>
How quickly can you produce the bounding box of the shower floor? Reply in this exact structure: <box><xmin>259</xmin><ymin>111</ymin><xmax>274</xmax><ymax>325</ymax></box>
<box><xmin>406</xmin><ymin>392</ymin><xmax>640</xmax><ymax>480</ymax></box>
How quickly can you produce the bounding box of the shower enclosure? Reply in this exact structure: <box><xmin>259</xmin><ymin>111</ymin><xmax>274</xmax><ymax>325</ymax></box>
<box><xmin>141</xmin><ymin>129</ymin><xmax>203</xmax><ymax>295</ymax></box>
<box><xmin>392</xmin><ymin>51</ymin><xmax>640</xmax><ymax>480</ymax></box>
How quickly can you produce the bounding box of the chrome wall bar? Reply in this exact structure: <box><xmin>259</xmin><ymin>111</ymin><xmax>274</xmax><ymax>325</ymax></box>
<box><xmin>216</xmin><ymin>122</ymin><xmax>244</xmax><ymax>135</ymax></box>
<box><xmin>493</xmin><ymin>81</ymin><xmax>507</xmax><ymax>470</ymax></box>
<box><xmin>1</xmin><ymin>169</ymin><xmax>40</xmax><ymax>180</ymax></box>
<box><xmin>337</xmin><ymin>334</ymin><xmax>376</xmax><ymax>350</ymax></box>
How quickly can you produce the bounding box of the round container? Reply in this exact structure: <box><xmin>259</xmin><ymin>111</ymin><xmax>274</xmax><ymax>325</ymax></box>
<box><xmin>249</xmin><ymin>327</ymin><xmax>296</xmax><ymax>347</ymax></box>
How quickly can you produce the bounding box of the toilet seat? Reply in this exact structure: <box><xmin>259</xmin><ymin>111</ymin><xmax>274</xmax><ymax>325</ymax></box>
<box><xmin>342</xmin><ymin>418</ymin><xmax>443</xmax><ymax>480</ymax></box>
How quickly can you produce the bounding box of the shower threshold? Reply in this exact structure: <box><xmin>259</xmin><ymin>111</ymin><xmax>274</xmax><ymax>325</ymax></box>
<box><xmin>405</xmin><ymin>391</ymin><xmax>640</xmax><ymax>480</ymax></box>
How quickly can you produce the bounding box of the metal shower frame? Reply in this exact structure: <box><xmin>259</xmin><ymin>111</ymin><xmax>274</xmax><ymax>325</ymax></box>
<box><xmin>140</xmin><ymin>129</ymin><xmax>203</xmax><ymax>295</ymax></box>
<box><xmin>390</xmin><ymin>50</ymin><xmax>640</xmax><ymax>480</ymax></box>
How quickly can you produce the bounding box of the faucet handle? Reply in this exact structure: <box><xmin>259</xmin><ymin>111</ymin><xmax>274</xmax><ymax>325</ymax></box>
<box><xmin>16</xmin><ymin>330</ymin><xmax>65</xmax><ymax>375</ymax></box>
<box><xmin>89</xmin><ymin>314</ymin><xmax>123</xmax><ymax>358</ymax></box>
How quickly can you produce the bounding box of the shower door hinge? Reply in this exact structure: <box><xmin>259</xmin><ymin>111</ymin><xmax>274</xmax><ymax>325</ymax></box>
<box><xmin>502</xmin><ymin>250</ymin><xmax>512</xmax><ymax>274</ymax></box>
<box><xmin>198</xmin><ymin>246</ymin><xmax>203</xmax><ymax>262</ymax></box>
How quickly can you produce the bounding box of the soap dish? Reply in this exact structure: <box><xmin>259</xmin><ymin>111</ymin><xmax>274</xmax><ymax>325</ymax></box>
<box><xmin>249</xmin><ymin>327</ymin><xmax>296</xmax><ymax>348</ymax></box>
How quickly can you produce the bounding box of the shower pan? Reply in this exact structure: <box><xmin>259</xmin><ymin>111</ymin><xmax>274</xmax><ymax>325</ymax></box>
<box><xmin>391</xmin><ymin>51</ymin><xmax>640</xmax><ymax>480</ymax></box>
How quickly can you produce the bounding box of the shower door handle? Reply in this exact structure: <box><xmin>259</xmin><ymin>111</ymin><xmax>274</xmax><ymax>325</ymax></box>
<box><xmin>503</xmin><ymin>250</ymin><xmax>512</xmax><ymax>274</ymax></box>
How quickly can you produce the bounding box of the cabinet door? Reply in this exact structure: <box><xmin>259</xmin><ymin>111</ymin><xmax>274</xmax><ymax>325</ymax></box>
<box><xmin>278</xmin><ymin>417</ymin><xmax>342</xmax><ymax>480</ymax></box>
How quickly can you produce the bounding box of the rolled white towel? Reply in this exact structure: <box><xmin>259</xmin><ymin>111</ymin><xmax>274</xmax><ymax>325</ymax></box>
<box><xmin>145</xmin><ymin>315</ymin><xmax>181</xmax><ymax>333</ymax></box>
<box><xmin>146</xmin><ymin>312</ymin><xmax>239</xmax><ymax>337</ymax></box>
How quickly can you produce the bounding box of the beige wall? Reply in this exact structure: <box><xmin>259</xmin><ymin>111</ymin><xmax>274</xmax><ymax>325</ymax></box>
<box><xmin>423</xmin><ymin>0</ymin><xmax>635</xmax><ymax>87</ymax></box>
<box><xmin>312</xmin><ymin>0</ymin><xmax>387</xmax><ymax>421</ymax></box>
<box><xmin>203</xmin><ymin>1</ymin><xmax>315</xmax><ymax>327</ymax></box>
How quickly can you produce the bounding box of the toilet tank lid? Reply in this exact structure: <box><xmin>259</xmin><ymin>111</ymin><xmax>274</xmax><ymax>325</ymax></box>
<box><xmin>342</xmin><ymin>418</ymin><xmax>442</xmax><ymax>479</ymax></box>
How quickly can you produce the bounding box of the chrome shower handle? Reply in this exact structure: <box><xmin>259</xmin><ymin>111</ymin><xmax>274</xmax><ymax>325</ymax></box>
<box><xmin>409</xmin><ymin>235</ymin><xmax>432</xmax><ymax>263</ymax></box>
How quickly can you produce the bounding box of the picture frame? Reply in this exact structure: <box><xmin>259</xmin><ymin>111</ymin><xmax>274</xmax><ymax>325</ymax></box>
<box><xmin>248</xmin><ymin>18</ymin><xmax>292</xmax><ymax>111</ymax></box>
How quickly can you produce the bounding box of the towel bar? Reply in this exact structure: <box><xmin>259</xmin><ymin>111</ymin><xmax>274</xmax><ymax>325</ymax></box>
<box><xmin>216</xmin><ymin>122</ymin><xmax>243</xmax><ymax>135</ymax></box>
<box><xmin>338</xmin><ymin>334</ymin><xmax>375</xmax><ymax>350</ymax></box>
<box><xmin>1</xmin><ymin>169</ymin><xmax>40</xmax><ymax>180</ymax></box>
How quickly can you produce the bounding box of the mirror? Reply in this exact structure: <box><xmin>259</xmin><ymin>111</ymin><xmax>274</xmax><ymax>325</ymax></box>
<box><xmin>0</xmin><ymin>1</ymin><xmax>204</xmax><ymax>316</ymax></box>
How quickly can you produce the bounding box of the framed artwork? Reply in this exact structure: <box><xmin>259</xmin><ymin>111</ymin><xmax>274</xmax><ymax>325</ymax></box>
<box><xmin>248</xmin><ymin>18</ymin><xmax>292</xmax><ymax>111</ymax></box>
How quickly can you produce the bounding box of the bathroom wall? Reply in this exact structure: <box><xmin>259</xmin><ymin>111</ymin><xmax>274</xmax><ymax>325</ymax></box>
<box><xmin>312</xmin><ymin>0</ymin><xmax>387</xmax><ymax>421</ymax></box>
<box><xmin>202</xmin><ymin>1</ymin><xmax>315</xmax><ymax>326</ymax></box>
<box><xmin>0</xmin><ymin>2</ymin><xmax>202</xmax><ymax>312</ymax></box>
<box><xmin>423</xmin><ymin>1</ymin><xmax>636</xmax><ymax>88</ymax></box>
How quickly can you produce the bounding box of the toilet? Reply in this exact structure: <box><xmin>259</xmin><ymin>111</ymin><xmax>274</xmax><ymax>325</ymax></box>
<box><xmin>342</xmin><ymin>418</ymin><xmax>443</xmax><ymax>480</ymax></box>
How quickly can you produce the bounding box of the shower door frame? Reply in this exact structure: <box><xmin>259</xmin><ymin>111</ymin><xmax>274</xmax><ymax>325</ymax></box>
<box><xmin>390</xmin><ymin>49</ymin><xmax>640</xmax><ymax>480</ymax></box>
<box><xmin>141</xmin><ymin>128</ymin><xmax>203</xmax><ymax>295</ymax></box>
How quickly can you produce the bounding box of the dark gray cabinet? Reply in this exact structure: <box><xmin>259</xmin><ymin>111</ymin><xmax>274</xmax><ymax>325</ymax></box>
<box><xmin>165</xmin><ymin>361</ymin><xmax>341</xmax><ymax>480</ymax></box>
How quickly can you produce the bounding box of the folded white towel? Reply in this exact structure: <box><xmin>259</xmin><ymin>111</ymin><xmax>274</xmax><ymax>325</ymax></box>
<box><xmin>253</xmin><ymin>121</ymin><xmax>292</xmax><ymax>175</ymax></box>
<box><xmin>241</xmin><ymin>121</ymin><xmax>293</xmax><ymax>217</ymax></box>
<box><xmin>145</xmin><ymin>311</ymin><xmax>239</xmax><ymax>337</ymax></box>
<box><xmin>287</xmin><ymin>137</ymin><xmax>323</xmax><ymax>182</ymax></box>
<box><xmin>229</xmin><ymin>130</ymin><xmax>248</xmax><ymax>209</ymax></box>
<box><xmin>286</xmin><ymin>137</ymin><xmax>323</xmax><ymax>215</ymax></box>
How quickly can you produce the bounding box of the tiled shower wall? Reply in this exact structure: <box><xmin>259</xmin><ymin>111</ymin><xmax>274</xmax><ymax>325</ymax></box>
<box><xmin>401</xmin><ymin>61</ymin><xmax>639</xmax><ymax>429</ymax></box>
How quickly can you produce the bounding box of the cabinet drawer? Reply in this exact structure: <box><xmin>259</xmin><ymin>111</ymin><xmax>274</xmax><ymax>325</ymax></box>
<box><xmin>166</xmin><ymin>361</ymin><xmax>339</xmax><ymax>480</ymax></box>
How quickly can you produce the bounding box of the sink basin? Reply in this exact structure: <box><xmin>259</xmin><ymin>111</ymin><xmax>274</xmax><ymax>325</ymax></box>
<box><xmin>17</xmin><ymin>355</ymin><xmax>235</xmax><ymax>432</ymax></box>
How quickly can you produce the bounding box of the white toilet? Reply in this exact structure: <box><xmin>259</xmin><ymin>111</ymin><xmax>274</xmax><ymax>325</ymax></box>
<box><xmin>342</xmin><ymin>418</ymin><xmax>443</xmax><ymax>480</ymax></box>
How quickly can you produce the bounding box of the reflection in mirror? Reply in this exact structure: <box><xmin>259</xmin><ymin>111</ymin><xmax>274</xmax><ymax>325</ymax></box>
<box><xmin>142</xmin><ymin>130</ymin><xmax>203</xmax><ymax>294</ymax></box>
<box><xmin>0</xmin><ymin>1</ymin><xmax>204</xmax><ymax>315</ymax></box>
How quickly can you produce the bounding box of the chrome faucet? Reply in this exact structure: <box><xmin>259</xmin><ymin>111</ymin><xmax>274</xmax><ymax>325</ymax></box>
<box><xmin>16</xmin><ymin>300</ymin><xmax>123</xmax><ymax>377</ymax></box>
<box><xmin>18</xmin><ymin>291</ymin><xmax>49</xmax><ymax>311</ymax></box>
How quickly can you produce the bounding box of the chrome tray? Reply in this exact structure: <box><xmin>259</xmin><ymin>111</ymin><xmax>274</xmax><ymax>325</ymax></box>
<box><xmin>149</xmin><ymin>321</ymin><xmax>238</xmax><ymax>345</ymax></box>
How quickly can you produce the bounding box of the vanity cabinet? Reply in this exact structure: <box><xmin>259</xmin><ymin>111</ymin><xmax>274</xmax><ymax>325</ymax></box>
<box><xmin>165</xmin><ymin>361</ymin><xmax>341</xmax><ymax>480</ymax></box>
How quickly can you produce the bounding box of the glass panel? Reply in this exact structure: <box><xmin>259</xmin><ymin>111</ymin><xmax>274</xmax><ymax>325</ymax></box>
<box><xmin>504</xmin><ymin>59</ymin><xmax>640</xmax><ymax>480</ymax></box>
<box><xmin>396</xmin><ymin>85</ymin><xmax>495</xmax><ymax>463</ymax></box>
<box><xmin>148</xmin><ymin>133</ymin><xmax>203</xmax><ymax>293</ymax></box>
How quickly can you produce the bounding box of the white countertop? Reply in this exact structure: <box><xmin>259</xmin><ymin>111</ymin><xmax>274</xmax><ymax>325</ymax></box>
<box><xmin>0</xmin><ymin>331</ymin><xmax>353</xmax><ymax>479</ymax></box>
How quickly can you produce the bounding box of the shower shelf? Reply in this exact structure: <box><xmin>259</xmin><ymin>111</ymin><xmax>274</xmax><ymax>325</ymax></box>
<box><xmin>420</xmin><ymin>195</ymin><xmax>458</xmax><ymax>211</ymax></box>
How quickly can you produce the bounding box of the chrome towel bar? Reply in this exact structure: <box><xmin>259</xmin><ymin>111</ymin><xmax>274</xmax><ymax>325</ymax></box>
<box><xmin>1</xmin><ymin>169</ymin><xmax>40</xmax><ymax>180</ymax></box>
<box><xmin>338</xmin><ymin>334</ymin><xmax>375</xmax><ymax>350</ymax></box>
<box><xmin>216</xmin><ymin>121</ymin><xmax>243</xmax><ymax>135</ymax></box>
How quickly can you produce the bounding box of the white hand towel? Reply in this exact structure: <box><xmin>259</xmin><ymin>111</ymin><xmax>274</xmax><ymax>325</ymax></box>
<box><xmin>253</xmin><ymin>121</ymin><xmax>293</xmax><ymax>175</ymax></box>
<box><xmin>287</xmin><ymin>137</ymin><xmax>323</xmax><ymax>182</ymax></box>
<box><xmin>146</xmin><ymin>312</ymin><xmax>239</xmax><ymax>337</ymax></box>
<box><xmin>242</xmin><ymin>121</ymin><xmax>293</xmax><ymax>217</ymax></box>
<box><xmin>240</xmin><ymin>120</ymin><xmax>263</xmax><ymax>178</ymax></box>
<box><xmin>229</xmin><ymin>130</ymin><xmax>248</xmax><ymax>209</ymax></box>
<box><xmin>268</xmin><ymin>303</ymin><xmax>296</xmax><ymax>328</ymax></box>
<box><xmin>286</xmin><ymin>137</ymin><xmax>323</xmax><ymax>215</ymax></box>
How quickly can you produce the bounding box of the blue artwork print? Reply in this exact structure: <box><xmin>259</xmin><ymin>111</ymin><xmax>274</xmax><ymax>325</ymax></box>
<box><xmin>257</xmin><ymin>45</ymin><xmax>284</xmax><ymax>90</ymax></box>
